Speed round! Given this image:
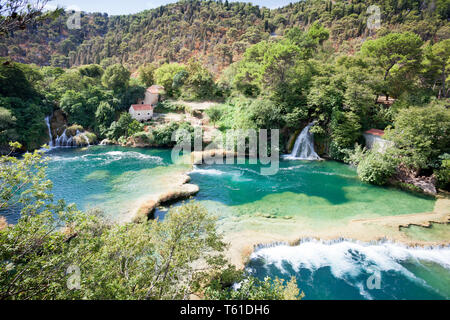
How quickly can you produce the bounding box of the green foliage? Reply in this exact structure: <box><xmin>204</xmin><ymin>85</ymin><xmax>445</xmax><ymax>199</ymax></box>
<box><xmin>435</xmin><ymin>154</ymin><xmax>450</xmax><ymax>191</ymax></box>
<box><xmin>330</xmin><ymin>110</ymin><xmax>361</xmax><ymax>149</ymax></box>
<box><xmin>385</xmin><ymin>102</ymin><xmax>450</xmax><ymax>170</ymax></box>
<box><xmin>154</xmin><ymin>63</ymin><xmax>187</xmax><ymax>97</ymax></box>
<box><xmin>182</xmin><ymin>60</ymin><xmax>216</xmax><ymax>100</ymax></box>
<box><xmin>78</xmin><ymin>64</ymin><xmax>104</xmax><ymax>79</ymax></box>
<box><xmin>1</xmin><ymin>149</ymin><xmax>299</xmax><ymax>299</ymax></box>
<box><xmin>357</xmin><ymin>151</ymin><xmax>396</xmax><ymax>186</ymax></box>
<box><xmin>101</xmin><ymin>64</ymin><xmax>131</xmax><ymax>93</ymax></box>
<box><xmin>151</xmin><ymin>122</ymin><xmax>194</xmax><ymax>147</ymax></box>
<box><xmin>138</xmin><ymin>63</ymin><xmax>157</xmax><ymax>87</ymax></box>
<box><xmin>107</xmin><ymin>112</ymin><xmax>133</xmax><ymax>140</ymax></box>
<box><xmin>203</xmin><ymin>270</ymin><xmax>303</xmax><ymax>300</ymax></box>
<box><xmin>205</xmin><ymin>105</ymin><xmax>224</xmax><ymax>127</ymax></box>
<box><xmin>60</xmin><ymin>86</ymin><xmax>107</xmax><ymax>130</ymax></box>
<box><xmin>95</xmin><ymin>101</ymin><xmax>116</xmax><ymax>137</ymax></box>
<box><xmin>0</xmin><ymin>106</ymin><xmax>17</xmax><ymax>149</ymax></box>
<box><xmin>127</xmin><ymin>119</ymin><xmax>144</xmax><ymax>137</ymax></box>
<box><xmin>361</xmin><ymin>32</ymin><xmax>423</xmax><ymax>98</ymax></box>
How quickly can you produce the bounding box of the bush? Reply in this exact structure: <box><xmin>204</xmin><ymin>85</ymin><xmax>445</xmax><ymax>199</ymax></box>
<box><xmin>436</xmin><ymin>154</ymin><xmax>450</xmax><ymax>191</ymax></box>
<box><xmin>357</xmin><ymin>151</ymin><xmax>396</xmax><ymax>185</ymax></box>
<box><xmin>152</xmin><ymin>122</ymin><xmax>194</xmax><ymax>147</ymax></box>
<box><xmin>205</xmin><ymin>105</ymin><xmax>224</xmax><ymax>127</ymax></box>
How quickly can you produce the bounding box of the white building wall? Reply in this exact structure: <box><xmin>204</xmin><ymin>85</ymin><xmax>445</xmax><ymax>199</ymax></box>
<box><xmin>143</xmin><ymin>91</ymin><xmax>159</xmax><ymax>106</ymax></box>
<box><xmin>129</xmin><ymin>107</ymin><xmax>153</xmax><ymax>122</ymax></box>
<box><xmin>363</xmin><ymin>134</ymin><xmax>393</xmax><ymax>153</ymax></box>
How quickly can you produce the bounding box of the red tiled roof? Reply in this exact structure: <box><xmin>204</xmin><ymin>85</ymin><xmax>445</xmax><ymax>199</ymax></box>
<box><xmin>365</xmin><ymin>129</ymin><xmax>385</xmax><ymax>136</ymax></box>
<box><xmin>130</xmin><ymin>104</ymin><xmax>153</xmax><ymax>111</ymax></box>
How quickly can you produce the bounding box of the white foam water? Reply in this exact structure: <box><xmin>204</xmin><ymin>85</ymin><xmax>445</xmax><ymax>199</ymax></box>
<box><xmin>283</xmin><ymin>122</ymin><xmax>321</xmax><ymax>160</ymax></box>
<box><xmin>190</xmin><ymin>167</ymin><xmax>227</xmax><ymax>176</ymax></box>
<box><xmin>250</xmin><ymin>239</ymin><xmax>450</xmax><ymax>278</ymax></box>
<box><xmin>249</xmin><ymin>239</ymin><xmax>450</xmax><ymax>299</ymax></box>
<box><xmin>49</xmin><ymin>151</ymin><xmax>163</xmax><ymax>164</ymax></box>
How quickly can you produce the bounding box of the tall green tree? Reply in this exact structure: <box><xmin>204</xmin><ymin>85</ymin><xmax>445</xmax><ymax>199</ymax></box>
<box><xmin>101</xmin><ymin>64</ymin><xmax>131</xmax><ymax>93</ymax></box>
<box><xmin>361</xmin><ymin>32</ymin><xmax>423</xmax><ymax>99</ymax></box>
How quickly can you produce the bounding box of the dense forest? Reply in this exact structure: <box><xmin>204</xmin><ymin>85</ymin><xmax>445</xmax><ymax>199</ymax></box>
<box><xmin>1</xmin><ymin>0</ymin><xmax>449</xmax><ymax>72</ymax></box>
<box><xmin>0</xmin><ymin>0</ymin><xmax>449</xmax><ymax>189</ymax></box>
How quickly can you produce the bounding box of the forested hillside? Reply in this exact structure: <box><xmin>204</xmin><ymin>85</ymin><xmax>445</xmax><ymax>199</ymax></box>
<box><xmin>1</xmin><ymin>0</ymin><xmax>449</xmax><ymax>73</ymax></box>
<box><xmin>0</xmin><ymin>0</ymin><xmax>449</xmax><ymax>191</ymax></box>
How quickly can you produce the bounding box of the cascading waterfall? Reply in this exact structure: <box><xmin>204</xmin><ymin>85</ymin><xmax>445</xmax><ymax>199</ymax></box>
<box><xmin>45</xmin><ymin>116</ymin><xmax>91</xmax><ymax>148</ymax></box>
<box><xmin>283</xmin><ymin>122</ymin><xmax>321</xmax><ymax>160</ymax></box>
<box><xmin>45</xmin><ymin>116</ymin><xmax>53</xmax><ymax>148</ymax></box>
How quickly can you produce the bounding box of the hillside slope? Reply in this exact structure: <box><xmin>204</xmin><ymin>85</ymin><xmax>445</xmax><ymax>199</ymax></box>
<box><xmin>0</xmin><ymin>0</ymin><xmax>448</xmax><ymax>73</ymax></box>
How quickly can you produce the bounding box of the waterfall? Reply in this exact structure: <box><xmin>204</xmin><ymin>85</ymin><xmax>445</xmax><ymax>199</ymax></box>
<box><xmin>53</xmin><ymin>129</ymin><xmax>90</xmax><ymax>148</ymax></box>
<box><xmin>283</xmin><ymin>122</ymin><xmax>321</xmax><ymax>160</ymax></box>
<box><xmin>45</xmin><ymin>116</ymin><xmax>54</xmax><ymax>148</ymax></box>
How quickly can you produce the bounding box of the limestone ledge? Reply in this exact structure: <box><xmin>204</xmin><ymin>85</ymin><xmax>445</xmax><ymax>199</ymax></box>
<box><xmin>133</xmin><ymin>174</ymin><xmax>199</xmax><ymax>223</ymax></box>
<box><xmin>223</xmin><ymin>196</ymin><xmax>450</xmax><ymax>269</ymax></box>
<box><xmin>191</xmin><ymin>149</ymin><xmax>239</xmax><ymax>165</ymax></box>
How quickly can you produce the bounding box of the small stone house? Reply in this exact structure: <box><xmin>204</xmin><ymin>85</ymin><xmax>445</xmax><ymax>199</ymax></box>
<box><xmin>129</xmin><ymin>104</ymin><xmax>154</xmax><ymax>122</ymax></box>
<box><xmin>138</xmin><ymin>85</ymin><xmax>165</xmax><ymax>106</ymax></box>
<box><xmin>129</xmin><ymin>85</ymin><xmax>164</xmax><ymax>122</ymax></box>
<box><xmin>363</xmin><ymin>129</ymin><xmax>392</xmax><ymax>153</ymax></box>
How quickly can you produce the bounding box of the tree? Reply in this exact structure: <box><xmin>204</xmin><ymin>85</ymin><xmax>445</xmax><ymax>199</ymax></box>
<box><xmin>107</xmin><ymin>112</ymin><xmax>132</xmax><ymax>140</ymax></box>
<box><xmin>183</xmin><ymin>59</ymin><xmax>215</xmax><ymax>100</ymax></box>
<box><xmin>95</xmin><ymin>101</ymin><xmax>115</xmax><ymax>136</ymax></box>
<box><xmin>101</xmin><ymin>64</ymin><xmax>131</xmax><ymax>93</ymax></box>
<box><xmin>0</xmin><ymin>107</ymin><xmax>17</xmax><ymax>149</ymax></box>
<box><xmin>127</xmin><ymin>119</ymin><xmax>144</xmax><ymax>137</ymax></box>
<box><xmin>385</xmin><ymin>102</ymin><xmax>450</xmax><ymax>171</ymax></box>
<box><xmin>361</xmin><ymin>32</ymin><xmax>423</xmax><ymax>99</ymax></box>
<box><xmin>0</xmin><ymin>0</ymin><xmax>61</xmax><ymax>36</ymax></box>
<box><xmin>205</xmin><ymin>105</ymin><xmax>223</xmax><ymax>127</ymax></box>
<box><xmin>357</xmin><ymin>150</ymin><xmax>396</xmax><ymax>186</ymax></box>
<box><xmin>138</xmin><ymin>63</ymin><xmax>157</xmax><ymax>87</ymax></box>
<box><xmin>330</xmin><ymin>110</ymin><xmax>361</xmax><ymax>149</ymax></box>
<box><xmin>0</xmin><ymin>146</ymin><xmax>299</xmax><ymax>299</ymax></box>
<box><xmin>154</xmin><ymin>63</ymin><xmax>187</xmax><ymax>97</ymax></box>
<box><xmin>425</xmin><ymin>40</ymin><xmax>450</xmax><ymax>98</ymax></box>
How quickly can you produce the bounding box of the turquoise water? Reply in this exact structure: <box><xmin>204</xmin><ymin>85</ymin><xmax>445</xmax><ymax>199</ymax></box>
<box><xmin>248</xmin><ymin>240</ymin><xmax>450</xmax><ymax>300</ymax></box>
<box><xmin>187</xmin><ymin>160</ymin><xmax>449</xmax><ymax>300</ymax></box>
<box><xmin>189</xmin><ymin>160</ymin><xmax>436</xmax><ymax>224</ymax></box>
<box><xmin>3</xmin><ymin>147</ymin><xmax>448</xmax><ymax>300</ymax></box>
<box><xmin>2</xmin><ymin>146</ymin><xmax>188</xmax><ymax>223</ymax></box>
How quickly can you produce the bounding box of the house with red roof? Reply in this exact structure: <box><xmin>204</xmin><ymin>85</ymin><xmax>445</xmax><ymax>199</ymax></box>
<box><xmin>130</xmin><ymin>85</ymin><xmax>165</xmax><ymax>122</ymax></box>
<box><xmin>129</xmin><ymin>104</ymin><xmax>154</xmax><ymax>122</ymax></box>
<box><xmin>363</xmin><ymin>129</ymin><xmax>392</xmax><ymax>153</ymax></box>
<box><xmin>139</xmin><ymin>85</ymin><xmax>165</xmax><ymax>106</ymax></box>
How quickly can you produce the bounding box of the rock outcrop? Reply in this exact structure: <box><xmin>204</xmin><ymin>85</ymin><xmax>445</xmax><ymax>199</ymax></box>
<box><xmin>191</xmin><ymin>149</ymin><xmax>238</xmax><ymax>165</ymax></box>
<box><xmin>133</xmin><ymin>174</ymin><xmax>199</xmax><ymax>222</ymax></box>
<box><xmin>0</xmin><ymin>216</ymin><xmax>8</xmax><ymax>230</ymax></box>
<box><xmin>394</xmin><ymin>165</ymin><xmax>437</xmax><ymax>195</ymax></box>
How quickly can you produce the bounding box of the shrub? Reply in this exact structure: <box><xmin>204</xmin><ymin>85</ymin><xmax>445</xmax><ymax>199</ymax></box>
<box><xmin>357</xmin><ymin>151</ymin><xmax>396</xmax><ymax>185</ymax></box>
<box><xmin>436</xmin><ymin>154</ymin><xmax>450</xmax><ymax>191</ymax></box>
<box><xmin>132</xmin><ymin>131</ymin><xmax>151</xmax><ymax>144</ymax></box>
